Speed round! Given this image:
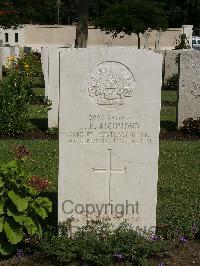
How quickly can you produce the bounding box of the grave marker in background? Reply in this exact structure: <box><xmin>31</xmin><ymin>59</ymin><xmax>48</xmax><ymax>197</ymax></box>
<box><xmin>178</xmin><ymin>50</ymin><xmax>200</xmax><ymax>127</ymax></box>
<box><xmin>58</xmin><ymin>47</ymin><xmax>162</xmax><ymax>231</ymax></box>
<box><xmin>0</xmin><ymin>49</ymin><xmax>2</xmax><ymax>80</ymax></box>
<box><xmin>41</xmin><ymin>47</ymin><xmax>49</xmax><ymax>97</ymax></box>
<box><xmin>48</xmin><ymin>47</ymin><xmax>69</xmax><ymax>128</ymax></box>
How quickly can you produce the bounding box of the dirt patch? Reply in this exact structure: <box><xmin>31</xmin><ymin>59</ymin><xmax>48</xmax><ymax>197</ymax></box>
<box><xmin>0</xmin><ymin>252</ymin><xmax>51</xmax><ymax>266</ymax></box>
<box><xmin>163</xmin><ymin>240</ymin><xmax>200</xmax><ymax>266</ymax></box>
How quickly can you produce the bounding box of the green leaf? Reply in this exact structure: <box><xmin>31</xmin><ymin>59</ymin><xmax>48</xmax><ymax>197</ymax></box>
<box><xmin>7</xmin><ymin>209</ymin><xmax>24</xmax><ymax>226</ymax></box>
<box><xmin>23</xmin><ymin>217</ymin><xmax>37</xmax><ymax>235</ymax></box>
<box><xmin>34</xmin><ymin>206</ymin><xmax>48</xmax><ymax>220</ymax></box>
<box><xmin>0</xmin><ymin>216</ymin><xmax>4</xmax><ymax>232</ymax></box>
<box><xmin>35</xmin><ymin>197</ymin><xmax>52</xmax><ymax>213</ymax></box>
<box><xmin>0</xmin><ymin>198</ymin><xmax>6</xmax><ymax>215</ymax></box>
<box><xmin>35</xmin><ymin>221</ymin><xmax>42</xmax><ymax>239</ymax></box>
<box><xmin>8</xmin><ymin>191</ymin><xmax>30</xmax><ymax>212</ymax></box>
<box><xmin>0</xmin><ymin>177</ymin><xmax>5</xmax><ymax>188</ymax></box>
<box><xmin>0</xmin><ymin>187</ymin><xmax>5</xmax><ymax>196</ymax></box>
<box><xmin>31</xmin><ymin>197</ymin><xmax>52</xmax><ymax>220</ymax></box>
<box><xmin>4</xmin><ymin>220</ymin><xmax>23</xmax><ymax>245</ymax></box>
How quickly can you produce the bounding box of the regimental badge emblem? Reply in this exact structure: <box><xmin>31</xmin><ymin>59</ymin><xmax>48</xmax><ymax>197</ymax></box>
<box><xmin>88</xmin><ymin>61</ymin><xmax>136</xmax><ymax>108</ymax></box>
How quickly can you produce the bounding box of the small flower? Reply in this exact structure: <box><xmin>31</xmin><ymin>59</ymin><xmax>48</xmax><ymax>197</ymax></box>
<box><xmin>150</xmin><ymin>234</ymin><xmax>158</xmax><ymax>241</ymax></box>
<box><xmin>113</xmin><ymin>253</ymin><xmax>124</xmax><ymax>261</ymax></box>
<box><xmin>158</xmin><ymin>263</ymin><xmax>165</xmax><ymax>266</ymax></box>
<box><xmin>16</xmin><ymin>249</ymin><xmax>24</xmax><ymax>259</ymax></box>
<box><xmin>29</xmin><ymin>176</ymin><xmax>51</xmax><ymax>191</ymax></box>
<box><xmin>180</xmin><ymin>236</ymin><xmax>187</xmax><ymax>243</ymax></box>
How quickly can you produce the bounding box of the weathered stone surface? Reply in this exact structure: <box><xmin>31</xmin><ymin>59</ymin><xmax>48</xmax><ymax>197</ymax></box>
<box><xmin>0</xmin><ymin>49</ymin><xmax>2</xmax><ymax>80</ymax></box>
<box><xmin>58</xmin><ymin>47</ymin><xmax>162</xmax><ymax>231</ymax></box>
<box><xmin>41</xmin><ymin>47</ymin><xmax>49</xmax><ymax>97</ymax></box>
<box><xmin>178</xmin><ymin>50</ymin><xmax>200</xmax><ymax>127</ymax></box>
<box><xmin>164</xmin><ymin>50</ymin><xmax>191</xmax><ymax>84</ymax></box>
<box><xmin>48</xmin><ymin>48</ymin><xmax>69</xmax><ymax>128</ymax></box>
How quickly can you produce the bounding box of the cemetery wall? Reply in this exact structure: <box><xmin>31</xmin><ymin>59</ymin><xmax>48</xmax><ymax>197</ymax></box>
<box><xmin>0</xmin><ymin>25</ymin><xmax>184</xmax><ymax>52</ymax></box>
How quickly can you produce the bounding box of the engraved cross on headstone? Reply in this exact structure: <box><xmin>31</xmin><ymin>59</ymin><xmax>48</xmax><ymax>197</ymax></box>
<box><xmin>92</xmin><ymin>149</ymin><xmax>127</xmax><ymax>204</ymax></box>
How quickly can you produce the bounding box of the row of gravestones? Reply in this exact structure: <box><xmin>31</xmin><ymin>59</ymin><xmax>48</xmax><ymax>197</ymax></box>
<box><xmin>41</xmin><ymin>47</ymin><xmax>199</xmax><ymax>231</ymax></box>
<box><xmin>42</xmin><ymin>47</ymin><xmax>200</xmax><ymax>130</ymax></box>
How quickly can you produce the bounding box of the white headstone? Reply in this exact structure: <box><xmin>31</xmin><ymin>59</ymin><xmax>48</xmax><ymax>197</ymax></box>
<box><xmin>164</xmin><ymin>50</ymin><xmax>190</xmax><ymax>84</ymax></box>
<box><xmin>41</xmin><ymin>47</ymin><xmax>49</xmax><ymax>97</ymax></box>
<box><xmin>177</xmin><ymin>50</ymin><xmax>200</xmax><ymax>127</ymax></box>
<box><xmin>0</xmin><ymin>48</ymin><xmax>2</xmax><ymax>80</ymax></box>
<box><xmin>2</xmin><ymin>47</ymin><xmax>11</xmax><ymax>66</ymax></box>
<box><xmin>48</xmin><ymin>47</ymin><xmax>69</xmax><ymax>128</ymax></box>
<box><xmin>58</xmin><ymin>47</ymin><xmax>162</xmax><ymax>231</ymax></box>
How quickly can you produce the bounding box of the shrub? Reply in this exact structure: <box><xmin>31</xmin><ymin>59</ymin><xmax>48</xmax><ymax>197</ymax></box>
<box><xmin>162</xmin><ymin>74</ymin><xmax>179</xmax><ymax>91</ymax></box>
<box><xmin>175</xmin><ymin>33</ymin><xmax>191</xmax><ymax>50</ymax></box>
<box><xmin>0</xmin><ymin>69</ymin><xmax>33</xmax><ymax>135</ymax></box>
<box><xmin>180</xmin><ymin>118</ymin><xmax>200</xmax><ymax>136</ymax></box>
<box><xmin>0</xmin><ymin>146</ymin><xmax>52</xmax><ymax>256</ymax></box>
<box><xmin>41</xmin><ymin>220</ymin><xmax>169</xmax><ymax>266</ymax></box>
<box><xmin>7</xmin><ymin>53</ymin><xmax>42</xmax><ymax>79</ymax></box>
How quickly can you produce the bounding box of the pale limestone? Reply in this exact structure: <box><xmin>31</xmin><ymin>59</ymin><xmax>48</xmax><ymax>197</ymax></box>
<box><xmin>48</xmin><ymin>47</ymin><xmax>69</xmax><ymax>128</ymax></box>
<box><xmin>58</xmin><ymin>47</ymin><xmax>162</xmax><ymax>231</ymax></box>
<box><xmin>0</xmin><ymin>49</ymin><xmax>2</xmax><ymax>80</ymax></box>
<box><xmin>41</xmin><ymin>47</ymin><xmax>49</xmax><ymax>97</ymax></box>
<box><xmin>178</xmin><ymin>50</ymin><xmax>200</xmax><ymax>127</ymax></box>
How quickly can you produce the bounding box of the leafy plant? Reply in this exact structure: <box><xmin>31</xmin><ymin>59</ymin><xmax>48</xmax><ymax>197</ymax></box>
<box><xmin>0</xmin><ymin>69</ymin><xmax>33</xmax><ymax>135</ymax></box>
<box><xmin>46</xmin><ymin>127</ymin><xmax>58</xmax><ymax>137</ymax></box>
<box><xmin>162</xmin><ymin>74</ymin><xmax>179</xmax><ymax>91</ymax></box>
<box><xmin>94</xmin><ymin>0</ymin><xmax>168</xmax><ymax>48</ymax></box>
<box><xmin>41</xmin><ymin>220</ymin><xmax>169</xmax><ymax>266</ymax></box>
<box><xmin>180</xmin><ymin>118</ymin><xmax>200</xmax><ymax>136</ymax></box>
<box><xmin>0</xmin><ymin>148</ymin><xmax>52</xmax><ymax>256</ymax></box>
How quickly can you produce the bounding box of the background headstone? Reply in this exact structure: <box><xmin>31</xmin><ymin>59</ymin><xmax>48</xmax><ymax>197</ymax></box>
<box><xmin>177</xmin><ymin>50</ymin><xmax>200</xmax><ymax>127</ymax></box>
<box><xmin>41</xmin><ymin>47</ymin><xmax>49</xmax><ymax>97</ymax></box>
<box><xmin>0</xmin><ymin>48</ymin><xmax>2</xmax><ymax>80</ymax></box>
<box><xmin>48</xmin><ymin>47</ymin><xmax>69</xmax><ymax>128</ymax></box>
<box><xmin>163</xmin><ymin>50</ymin><xmax>191</xmax><ymax>84</ymax></box>
<box><xmin>2</xmin><ymin>47</ymin><xmax>11</xmax><ymax>66</ymax></box>
<box><xmin>58</xmin><ymin>47</ymin><xmax>162</xmax><ymax>231</ymax></box>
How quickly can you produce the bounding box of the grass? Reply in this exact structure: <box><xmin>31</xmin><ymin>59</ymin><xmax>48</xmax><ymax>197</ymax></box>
<box><xmin>0</xmin><ymin>89</ymin><xmax>199</xmax><ymax>235</ymax></box>
<box><xmin>28</xmin><ymin>105</ymin><xmax>48</xmax><ymax>131</ymax></box>
<box><xmin>32</xmin><ymin>87</ymin><xmax>45</xmax><ymax>97</ymax></box>
<box><xmin>158</xmin><ymin>141</ymin><xmax>200</xmax><ymax>234</ymax></box>
<box><xmin>0</xmin><ymin>138</ymin><xmax>199</xmax><ymax>235</ymax></box>
<box><xmin>0</xmin><ymin>139</ymin><xmax>58</xmax><ymax>190</ymax></box>
<box><xmin>160</xmin><ymin>106</ymin><xmax>176</xmax><ymax>131</ymax></box>
<box><xmin>161</xmin><ymin>90</ymin><xmax>177</xmax><ymax>103</ymax></box>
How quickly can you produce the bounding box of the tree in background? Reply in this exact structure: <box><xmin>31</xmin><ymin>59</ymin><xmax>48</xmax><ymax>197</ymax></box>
<box><xmin>94</xmin><ymin>0</ymin><xmax>168</xmax><ymax>48</ymax></box>
<box><xmin>0</xmin><ymin>0</ymin><xmax>199</xmax><ymax>30</ymax></box>
<box><xmin>155</xmin><ymin>0</ymin><xmax>200</xmax><ymax>29</ymax></box>
<box><xmin>0</xmin><ymin>1</ymin><xmax>19</xmax><ymax>28</ymax></box>
<box><xmin>75</xmin><ymin>0</ymin><xmax>88</xmax><ymax>47</ymax></box>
